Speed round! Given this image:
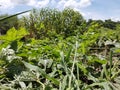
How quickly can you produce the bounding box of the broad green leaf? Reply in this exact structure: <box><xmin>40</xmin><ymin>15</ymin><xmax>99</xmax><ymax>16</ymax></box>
<box><xmin>0</xmin><ymin>27</ymin><xmax>28</xmax><ymax>41</ymax></box>
<box><xmin>22</xmin><ymin>61</ymin><xmax>59</xmax><ymax>85</ymax></box>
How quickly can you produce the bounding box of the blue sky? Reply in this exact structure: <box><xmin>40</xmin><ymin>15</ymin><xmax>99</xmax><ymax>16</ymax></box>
<box><xmin>0</xmin><ymin>0</ymin><xmax>120</xmax><ymax>21</ymax></box>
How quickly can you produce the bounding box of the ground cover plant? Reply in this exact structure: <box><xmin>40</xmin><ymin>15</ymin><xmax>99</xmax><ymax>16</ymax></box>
<box><xmin>0</xmin><ymin>8</ymin><xmax>120</xmax><ymax>90</ymax></box>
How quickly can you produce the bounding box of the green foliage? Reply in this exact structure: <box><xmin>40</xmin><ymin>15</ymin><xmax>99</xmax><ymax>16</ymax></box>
<box><xmin>79</xmin><ymin>22</ymin><xmax>100</xmax><ymax>55</ymax></box>
<box><xmin>21</xmin><ymin>8</ymin><xmax>85</xmax><ymax>39</ymax></box>
<box><xmin>0</xmin><ymin>27</ymin><xmax>28</xmax><ymax>41</ymax></box>
<box><xmin>0</xmin><ymin>8</ymin><xmax>120</xmax><ymax>90</ymax></box>
<box><xmin>1</xmin><ymin>36</ymin><xmax>120</xmax><ymax>89</ymax></box>
<box><xmin>104</xmin><ymin>19</ymin><xmax>117</xmax><ymax>29</ymax></box>
<box><xmin>0</xmin><ymin>27</ymin><xmax>28</xmax><ymax>50</ymax></box>
<box><xmin>0</xmin><ymin>10</ymin><xmax>31</xmax><ymax>36</ymax></box>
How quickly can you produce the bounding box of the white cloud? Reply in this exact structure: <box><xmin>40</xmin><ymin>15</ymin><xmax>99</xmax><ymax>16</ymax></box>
<box><xmin>110</xmin><ymin>17</ymin><xmax>118</xmax><ymax>21</ymax></box>
<box><xmin>57</xmin><ymin>0</ymin><xmax>66</xmax><ymax>9</ymax></box>
<box><xmin>23</xmin><ymin>0</ymin><xmax>50</xmax><ymax>8</ymax></box>
<box><xmin>10</xmin><ymin>0</ymin><xmax>30</xmax><ymax>5</ymax></box>
<box><xmin>0</xmin><ymin>0</ymin><xmax>14</xmax><ymax>9</ymax></box>
<box><xmin>37</xmin><ymin>0</ymin><xmax>50</xmax><ymax>8</ymax></box>
<box><xmin>27</xmin><ymin>0</ymin><xmax>37</xmax><ymax>7</ymax></box>
<box><xmin>1</xmin><ymin>0</ymin><xmax>120</xmax><ymax>21</ymax></box>
<box><xmin>80</xmin><ymin>0</ymin><xmax>92</xmax><ymax>8</ymax></box>
<box><xmin>84</xmin><ymin>12</ymin><xmax>104</xmax><ymax>20</ymax></box>
<box><xmin>0</xmin><ymin>0</ymin><xmax>93</xmax><ymax>19</ymax></box>
<box><xmin>82</xmin><ymin>11</ymin><xmax>112</xmax><ymax>20</ymax></box>
<box><xmin>0</xmin><ymin>0</ymin><xmax>49</xmax><ymax>10</ymax></box>
<box><xmin>57</xmin><ymin>0</ymin><xmax>92</xmax><ymax>10</ymax></box>
<box><xmin>82</xmin><ymin>10</ymin><xmax>120</xmax><ymax>21</ymax></box>
<box><xmin>50</xmin><ymin>0</ymin><xmax>57</xmax><ymax>8</ymax></box>
<box><xmin>0</xmin><ymin>0</ymin><xmax>92</xmax><ymax>10</ymax></box>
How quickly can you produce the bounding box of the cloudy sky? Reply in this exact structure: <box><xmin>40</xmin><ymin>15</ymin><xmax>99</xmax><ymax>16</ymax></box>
<box><xmin>0</xmin><ymin>0</ymin><xmax>120</xmax><ymax>21</ymax></box>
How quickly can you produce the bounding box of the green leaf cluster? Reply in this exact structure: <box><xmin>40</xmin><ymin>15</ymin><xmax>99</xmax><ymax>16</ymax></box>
<box><xmin>0</xmin><ymin>8</ymin><xmax>120</xmax><ymax>90</ymax></box>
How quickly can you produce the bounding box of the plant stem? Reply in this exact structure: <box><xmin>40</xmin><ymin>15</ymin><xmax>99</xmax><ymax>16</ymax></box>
<box><xmin>37</xmin><ymin>80</ymin><xmax>45</xmax><ymax>90</ymax></box>
<box><xmin>69</xmin><ymin>41</ymin><xmax>78</xmax><ymax>88</ymax></box>
<box><xmin>109</xmin><ymin>50</ymin><xmax>113</xmax><ymax>78</ymax></box>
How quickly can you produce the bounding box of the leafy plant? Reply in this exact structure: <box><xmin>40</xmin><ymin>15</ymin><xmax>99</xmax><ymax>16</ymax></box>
<box><xmin>0</xmin><ymin>27</ymin><xmax>29</xmax><ymax>51</ymax></box>
<box><xmin>0</xmin><ymin>7</ymin><xmax>120</xmax><ymax>90</ymax></box>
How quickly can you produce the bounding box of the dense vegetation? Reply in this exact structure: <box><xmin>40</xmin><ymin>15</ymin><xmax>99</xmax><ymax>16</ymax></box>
<box><xmin>0</xmin><ymin>8</ymin><xmax>120</xmax><ymax>90</ymax></box>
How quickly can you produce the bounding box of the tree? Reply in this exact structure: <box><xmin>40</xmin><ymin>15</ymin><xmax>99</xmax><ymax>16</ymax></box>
<box><xmin>21</xmin><ymin>8</ymin><xmax>85</xmax><ymax>39</ymax></box>
<box><xmin>103</xmin><ymin>19</ymin><xmax>117</xmax><ymax>29</ymax></box>
<box><xmin>0</xmin><ymin>14</ymin><xmax>18</xmax><ymax>35</ymax></box>
<box><xmin>60</xmin><ymin>8</ymin><xmax>86</xmax><ymax>37</ymax></box>
<box><xmin>87</xmin><ymin>19</ymin><xmax>104</xmax><ymax>27</ymax></box>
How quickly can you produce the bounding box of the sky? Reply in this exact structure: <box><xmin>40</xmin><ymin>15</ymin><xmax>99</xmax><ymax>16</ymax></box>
<box><xmin>0</xmin><ymin>0</ymin><xmax>120</xmax><ymax>21</ymax></box>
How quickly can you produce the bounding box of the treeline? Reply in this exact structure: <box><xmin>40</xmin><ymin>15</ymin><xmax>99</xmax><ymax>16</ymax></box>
<box><xmin>0</xmin><ymin>8</ymin><xmax>120</xmax><ymax>38</ymax></box>
<box><xmin>87</xmin><ymin>19</ymin><xmax>120</xmax><ymax>30</ymax></box>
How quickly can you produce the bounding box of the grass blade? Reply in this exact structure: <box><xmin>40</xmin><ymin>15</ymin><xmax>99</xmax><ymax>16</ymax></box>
<box><xmin>109</xmin><ymin>50</ymin><xmax>113</xmax><ymax>78</ymax></box>
<box><xmin>0</xmin><ymin>10</ymin><xmax>31</xmax><ymax>22</ymax></box>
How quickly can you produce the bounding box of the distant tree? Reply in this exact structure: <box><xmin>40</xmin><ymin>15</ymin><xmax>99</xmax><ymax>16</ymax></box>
<box><xmin>0</xmin><ymin>14</ymin><xmax>18</xmax><ymax>34</ymax></box>
<box><xmin>87</xmin><ymin>19</ymin><xmax>118</xmax><ymax>30</ymax></box>
<box><xmin>60</xmin><ymin>8</ymin><xmax>86</xmax><ymax>37</ymax></box>
<box><xmin>87</xmin><ymin>19</ymin><xmax>104</xmax><ymax>27</ymax></box>
<box><xmin>21</xmin><ymin>8</ymin><xmax>86</xmax><ymax>39</ymax></box>
<box><xmin>103</xmin><ymin>19</ymin><xmax>117</xmax><ymax>29</ymax></box>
